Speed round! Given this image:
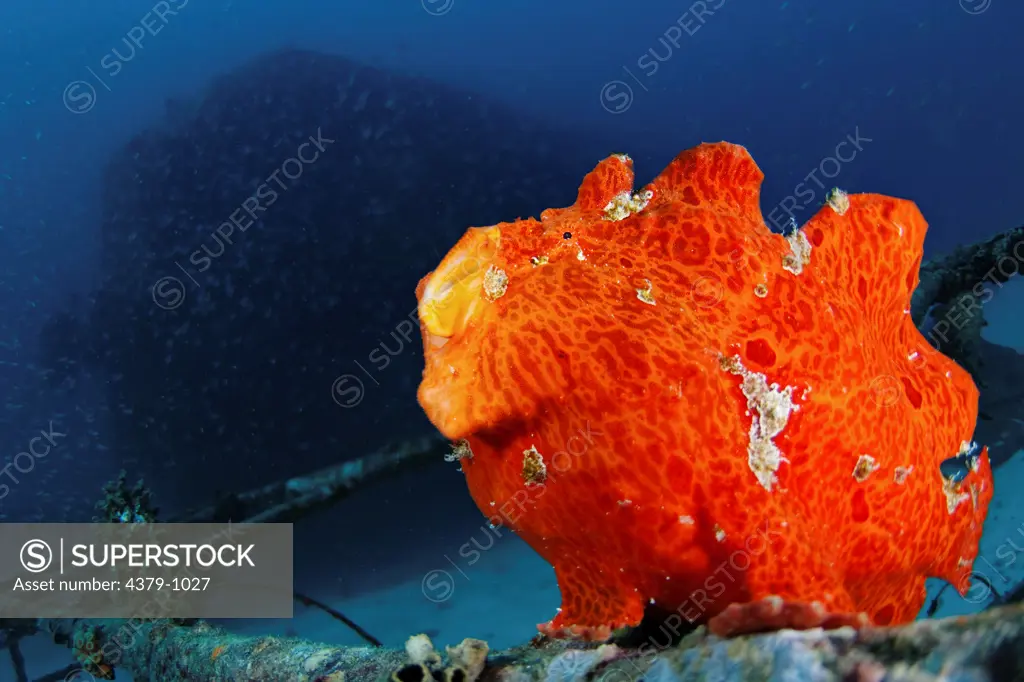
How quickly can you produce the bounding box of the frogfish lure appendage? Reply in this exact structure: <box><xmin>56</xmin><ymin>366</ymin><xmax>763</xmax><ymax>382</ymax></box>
<box><xmin>415</xmin><ymin>142</ymin><xmax>993</xmax><ymax>639</ymax></box>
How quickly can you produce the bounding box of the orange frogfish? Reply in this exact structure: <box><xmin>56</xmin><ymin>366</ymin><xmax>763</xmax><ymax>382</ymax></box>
<box><xmin>414</xmin><ymin>142</ymin><xmax>993</xmax><ymax>638</ymax></box>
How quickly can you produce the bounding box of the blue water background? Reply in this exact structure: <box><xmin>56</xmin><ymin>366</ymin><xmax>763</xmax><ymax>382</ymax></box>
<box><xmin>0</xmin><ymin>0</ymin><xmax>1022</xmax><ymax>676</ymax></box>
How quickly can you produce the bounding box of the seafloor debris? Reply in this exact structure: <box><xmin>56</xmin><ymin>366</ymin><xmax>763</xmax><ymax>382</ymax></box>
<box><xmin>94</xmin><ymin>469</ymin><xmax>159</xmax><ymax>523</ymax></box>
<box><xmin>389</xmin><ymin>634</ymin><xmax>489</xmax><ymax>682</ymax></box>
<box><xmin>27</xmin><ymin>602</ymin><xmax>1024</xmax><ymax>681</ymax></box>
<box><xmin>911</xmin><ymin>223</ymin><xmax>1024</xmax><ymax>382</ymax></box>
<box><xmin>170</xmin><ymin>433</ymin><xmax>446</xmax><ymax>524</ymax></box>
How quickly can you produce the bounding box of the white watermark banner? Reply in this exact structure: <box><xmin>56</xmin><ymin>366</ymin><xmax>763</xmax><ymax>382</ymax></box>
<box><xmin>0</xmin><ymin>523</ymin><xmax>292</xmax><ymax>618</ymax></box>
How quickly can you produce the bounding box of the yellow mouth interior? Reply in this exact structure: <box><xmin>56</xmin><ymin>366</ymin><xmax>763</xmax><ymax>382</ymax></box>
<box><xmin>419</xmin><ymin>227</ymin><xmax>501</xmax><ymax>339</ymax></box>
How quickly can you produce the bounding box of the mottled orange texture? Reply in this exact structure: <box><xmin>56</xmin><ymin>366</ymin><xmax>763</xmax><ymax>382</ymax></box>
<box><xmin>415</xmin><ymin>143</ymin><xmax>993</xmax><ymax>638</ymax></box>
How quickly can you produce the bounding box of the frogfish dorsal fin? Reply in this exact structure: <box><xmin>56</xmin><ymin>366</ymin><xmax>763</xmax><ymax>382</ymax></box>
<box><xmin>644</xmin><ymin>142</ymin><xmax>764</xmax><ymax>223</ymax></box>
<box><xmin>573</xmin><ymin>154</ymin><xmax>637</xmax><ymax>211</ymax></box>
<box><xmin>800</xmin><ymin>192</ymin><xmax>926</xmax><ymax>320</ymax></box>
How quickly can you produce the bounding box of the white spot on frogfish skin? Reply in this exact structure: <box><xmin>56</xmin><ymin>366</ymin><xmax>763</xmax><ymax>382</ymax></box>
<box><xmin>445</xmin><ymin>439</ymin><xmax>473</xmax><ymax>463</ymax></box>
<box><xmin>636</xmin><ymin>279</ymin><xmax>655</xmax><ymax>305</ymax></box>
<box><xmin>853</xmin><ymin>454</ymin><xmax>880</xmax><ymax>482</ymax></box>
<box><xmin>483</xmin><ymin>265</ymin><xmax>508</xmax><ymax>301</ymax></box>
<box><xmin>603</xmin><ymin>190</ymin><xmax>654</xmax><ymax>222</ymax></box>
<box><xmin>943</xmin><ymin>476</ymin><xmax>970</xmax><ymax>515</ymax></box>
<box><xmin>720</xmin><ymin>355</ymin><xmax>797</xmax><ymax>492</ymax></box>
<box><xmin>825</xmin><ymin>187</ymin><xmax>850</xmax><ymax>215</ymax></box>
<box><xmin>521</xmin><ymin>445</ymin><xmax>547</xmax><ymax>485</ymax></box>
<box><xmin>782</xmin><ymin>229</ymin><xmax>812</xmax><ymax>275</ymax></box>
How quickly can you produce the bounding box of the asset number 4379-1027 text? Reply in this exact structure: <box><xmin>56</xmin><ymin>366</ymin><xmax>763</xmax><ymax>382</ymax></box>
<box><xmin>125</xmin><ymin>577</ymin><xmax>210</xmax><ymax>591</ymax></box>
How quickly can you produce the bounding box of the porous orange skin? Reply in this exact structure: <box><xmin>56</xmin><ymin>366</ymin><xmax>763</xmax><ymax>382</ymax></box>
<box><xmin>415</xmin><ymin>143</ymin><xmax>993</xmax><ymax>638</ymax></box>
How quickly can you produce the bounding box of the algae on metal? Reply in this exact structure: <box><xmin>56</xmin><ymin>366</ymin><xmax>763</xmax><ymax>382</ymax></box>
<box><xmin>31</xmin><ymin>603</ymin><xmax>1024</xmax><ymax>681</ymax></box>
